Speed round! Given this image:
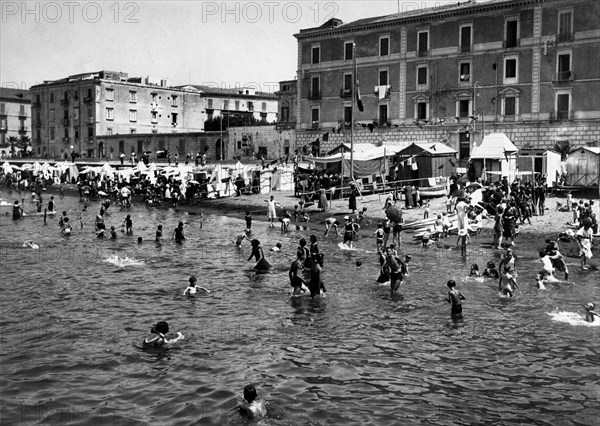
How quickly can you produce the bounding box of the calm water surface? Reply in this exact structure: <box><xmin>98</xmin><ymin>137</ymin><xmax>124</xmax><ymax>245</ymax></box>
<box><xmin>0</xmin><ymin>193</ymin><xmax>598</xmax><ymax>425</ymax></box>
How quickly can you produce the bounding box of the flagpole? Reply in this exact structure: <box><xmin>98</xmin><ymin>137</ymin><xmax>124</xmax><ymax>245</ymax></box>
<box><xmin>351</xmin><ymin>43</ymin><xmax>356</xmax><ymax>182</ymax></box>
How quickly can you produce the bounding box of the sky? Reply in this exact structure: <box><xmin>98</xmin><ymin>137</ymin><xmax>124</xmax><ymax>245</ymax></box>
<box><xmin>1</xmin><ymin>1</ymin><xmax>450</xmax><ymax>93</ymax></box>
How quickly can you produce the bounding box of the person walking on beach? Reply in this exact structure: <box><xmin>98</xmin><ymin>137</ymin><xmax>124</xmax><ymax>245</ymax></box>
<box><xmin>265</xmin><ymin>196</ymin><xmax>280</xmax><ymax>228</ymax></box>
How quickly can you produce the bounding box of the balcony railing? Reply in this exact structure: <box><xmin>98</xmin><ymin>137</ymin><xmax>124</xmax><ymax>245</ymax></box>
<box><xmin>554</xmin><ymin>71</ymin><xmax>574</xmax><ymax>82</ymax></box>
<box><xmin>340</xmin><ymin>88</ymin><xmax>352</xmax><ymax>98</ymax></box>
<box><xmin>308</xmin><ymin>90</ymin><xmax>322</xmax><ymax>100</ymax></box>
<box><xmin>83</xmin><ymin>96</ymin><xmax>94</xmax><ymax>103</ymax></box>
<box><xmin>557</xmin><ymin>32</ymin><xmax>574</xmax><ymax>43</ymax></box>
<box><xmin>550</xmin><ymin>110</ymin><xmax>572</xmax><ymax>121</ymax></box>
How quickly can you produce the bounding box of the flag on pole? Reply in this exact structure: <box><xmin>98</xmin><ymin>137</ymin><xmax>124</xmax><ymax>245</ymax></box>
<box><xmin>353</xmin><ymin>43</ymin><xmax>364</xmax><ymax>112</ymax></box>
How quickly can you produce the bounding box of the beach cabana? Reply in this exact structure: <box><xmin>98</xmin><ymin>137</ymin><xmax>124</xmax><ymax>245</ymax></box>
<box><xmin>470</xmin><ymin>133</ymin><xmax>518</xmax><ymax>183</ymax></box>
<box><xmin>518</xmin><ymin>149</ymin><xmax>562</xmax><ymax>186</ymax></box>
<box><xmin>307</xmin><ymin>143</ymin><xmax>403</xmax><ymax>179</ymax></box>
<box><xmin>395</xmin><ymin>142</ymin><xmax>457</xmax><ymax>184</ymax></box>
<box><xmin>564</xmin><ymin>146</ymin><xmax>599</xmax><ymax>187</ymax></box>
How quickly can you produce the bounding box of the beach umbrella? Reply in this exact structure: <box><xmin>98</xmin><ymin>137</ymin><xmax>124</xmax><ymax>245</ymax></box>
<box><xmin>97</xmin><ymin>190</ymin><xmax>108</xmax><ymax>196</ymax></box>
<box><xmin>386</xmin><ymin>206</ymin><xmax>403</xmax><ymax>223</ymax></box>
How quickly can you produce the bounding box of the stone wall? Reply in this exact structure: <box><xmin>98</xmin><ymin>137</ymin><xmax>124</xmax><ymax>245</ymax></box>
<box><xmin>296</xmin><ymin>121</ymin><xmax>600</xmax><ymax>156</ymax></box>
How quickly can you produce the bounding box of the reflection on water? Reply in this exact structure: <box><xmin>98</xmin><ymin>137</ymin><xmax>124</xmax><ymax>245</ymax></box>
<box><xmin>0</xmin><ymin>194</ymin><xmax>598</xmax><ymax>425</ymax></box>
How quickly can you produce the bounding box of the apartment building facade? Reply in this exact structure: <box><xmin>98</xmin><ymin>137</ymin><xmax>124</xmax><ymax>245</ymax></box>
<box><xmin>178</xmin><ymin>85</ymin><xmax>279</xmax><ymax>126</ymax></box>
<box><xmin>30</xmin><ymin>71</ymin><xmax>205</xmax><ymax>159</ymax></box>
<box><xmin>274</xmin><ymin>79</ymin><xmax>298</xmax><ymax>130</ymax></box>
<box><xmin>293</xmin><ymin>0</ymin><xmax>600</xmax><ymax>159</ymax></box>
<box><xmin>0</xmin><ymin>88</ymin><xmax>31</xmax><ymax>153</ymax></box>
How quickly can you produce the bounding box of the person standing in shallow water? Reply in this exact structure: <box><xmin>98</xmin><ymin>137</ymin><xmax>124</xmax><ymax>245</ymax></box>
<box><xmin>173</xmin><ymin>222</ymin><xmax>185</xmax><ymax>243</ymax></box>
<box><xmin>265</xmin><ymin>195</ymin><xmax>280</xmax><ymax>228</ymax></box>
<box><xmin>247</xmin><ymin>239</ymin><xmax>272</xmax><ymax>271</ymax></box>
<box><xmin>12</xmin><ymin>201</ymin><xmax>23</xmax><ymax>220</ymax></box>
<box><xmin>445</xmin><ymin>280</ymin><xmax>465</xmax><ymax>319</ymax></box>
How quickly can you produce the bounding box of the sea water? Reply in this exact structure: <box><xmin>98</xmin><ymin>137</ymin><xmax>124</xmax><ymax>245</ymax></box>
<box><xmin>0</xmin><ymin>194</ymin><xmax>598</xmax><ymax>425</ymax></box>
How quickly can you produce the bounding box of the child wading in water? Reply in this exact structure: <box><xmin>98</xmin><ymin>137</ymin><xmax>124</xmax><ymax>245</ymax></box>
<box><xmin>445</xmin><ymin>280</ymin><xmax>465</xmax><ymax>319</ymax></box>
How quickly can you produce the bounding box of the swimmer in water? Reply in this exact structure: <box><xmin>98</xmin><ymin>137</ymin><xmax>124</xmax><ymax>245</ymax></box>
<box><xmin>499</xmin><ymin>265</ymin><xmax>519</xmax><ymax>297</ymax></box>
<box><xmin>142</xmin><ymin>321</ymin><xmax>184</xmax><ymax>348</ymax></box>
<box><xmin>289</xmin><ymin>251</ymin><xmax>308</xmax><ymax>296</ymax></box>
<box><xmin>482</xmin><ymin>261</ymin><xmax>500</xmax><ymax>278</ymax></box>
<box><xmin>137</xmin><ymin>237</ymin><xmax>143</xmax><ymax>244</ymax></box>
<box><xmin>155</xmin><ymin>224</ymin><xmax>163</xmax><ymax>243</ymax></box>
<box><xmin>234</xmin><ymin>229</ymin><xmax>251</xmax><ymax>248</ymax></box>
<box><xmin>237</xmin><ymin>384</ymin><xmax>267</xmax><ymax>419</ymax></box>
<box><xmin>183</xmin><ymin>276</ymin><xmax>210</xmax><ymax>295</ymax></box>
<box><xmin>584</xmin><ymin>303</ymin><xmax>600</xmax><ymax>322</ymax></box>
<box><xmin>470</xmin><ymin>263</ymin><xmax>480</xmax><ymax>277</ymax></box>
<box><xmin>173</xmin><ymin>222</ymin><xmax>185</xmax><ymax>243</ymax></box>
<box><xmin>109</xmin><ymin>226</ymin><xmax>118</xmax><ymax>239</ymax></box>
<box><xmin>270</xmin><ymin>242</ymin><xmax>282</xmax><ymax>252</ymax></box>
<box><xmin>445</xmin><ymin>279</ymin><xmax>465</xmax><ymax>318</ymax></box>
<box><xmin>22</xmin><ymin>240</ymin><xmax>39</xmax><ymax>249</ymax></box>
<box><xmin>247</xmin><ymin>239</ymin><xmax>272</xmax><ymax>271</ymax></box>
<box><xmin>61</xmin><ymin>217</ymin><xmax>72</xmax><ymax>235</ymax></box>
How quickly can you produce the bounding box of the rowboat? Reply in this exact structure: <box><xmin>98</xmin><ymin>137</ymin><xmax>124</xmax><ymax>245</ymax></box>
<box><xmin>419</xmin><ymin>185</ymin><xmax>447</xmax><ymax>198</ymax></box>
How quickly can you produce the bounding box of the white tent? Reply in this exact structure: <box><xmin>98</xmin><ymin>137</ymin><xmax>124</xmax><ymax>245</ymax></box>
<box><xmin>470</xmin><ymin>133</ymin><xmax>518</xmax><ymax>183</ymax></box>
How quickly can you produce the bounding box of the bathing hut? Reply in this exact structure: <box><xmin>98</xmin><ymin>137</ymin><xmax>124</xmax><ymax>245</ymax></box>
<box><xmin>564</xmin><ymin>146</ymin><xmax>599</xmax><ymax>188</ymax></box>
<box><xmin>470</xmin><ymin>133</ymin><xmax>518</xmax><ymax>183</ymax></box>
<box><xmin>394</xmin><ymin>142</ymin><xmax>457</xmax><ymax>184</ymax></box>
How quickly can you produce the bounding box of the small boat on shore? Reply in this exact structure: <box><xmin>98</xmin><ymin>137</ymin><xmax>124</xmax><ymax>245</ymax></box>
<box><xmin>419</xmin><ymin>185</ymin><xmax>447</xmax><ymax>198</ymax></box>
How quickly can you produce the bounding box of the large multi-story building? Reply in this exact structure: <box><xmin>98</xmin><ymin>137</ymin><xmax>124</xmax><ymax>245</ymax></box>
<box><xmin>30</xmin><ymin>71</ymin><xmax>205</xmax><ymax>159</ymax></box>
<box><xmin>30</xmin><ymin>72</ymin><xmax>281</xmax><ymax>160</ymax></box>
<box><xmin>176</xmin><ymin>85</ymin><xmax>279</xmax><ymax>126</ymax></box>
<box><xmin>0</xmin><ymin>87</ymin><xmax>31</xmax><ymax>154</ymax></box>
<box><xmin>293</xmin><ymin>0</ymin><xmax>600</xmax><ymax>160</ymax></box>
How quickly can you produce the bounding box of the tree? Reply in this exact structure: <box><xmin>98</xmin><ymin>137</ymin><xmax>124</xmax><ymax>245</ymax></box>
<box><xmin>204</xmin><ymin>113</ymin><xmax>259</xmax><ymax>131</ymax></box>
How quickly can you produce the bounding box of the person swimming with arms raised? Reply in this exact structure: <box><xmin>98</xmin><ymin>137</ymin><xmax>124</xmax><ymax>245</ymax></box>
<box><xmin>142</xmin><ymin>321</ymin><xmax>184</xmax><ymax>348</ymax></box>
